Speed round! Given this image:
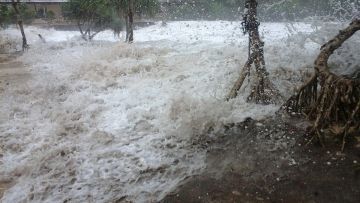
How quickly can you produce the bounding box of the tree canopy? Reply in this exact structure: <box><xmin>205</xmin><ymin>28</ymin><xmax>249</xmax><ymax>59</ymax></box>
<box><xmin>62</xmin><ymin>0</ymin><xmax>159</xmax><ymax>41</ymax></box>
<box><xmin>0</xmin><ymin>3</ymin><xmax>34</xmax><ymax>28</ymax></box>
<box><xmin>62</xmin><ymin>0</ymin><xmax>122</xmax><ymax>40</ymax></box>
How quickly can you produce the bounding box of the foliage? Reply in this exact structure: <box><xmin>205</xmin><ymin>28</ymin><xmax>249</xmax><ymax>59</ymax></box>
<box><xmin>134</xmin><ymin>0</ymin><xmax>160</xmax><ymax>17</ymax></box>
<box><xmin>261</xmin><ymin>0</ymin><xmax>358</xmax><ymax>21</ymax></box>
<box><xmin>163</xmin><ymin>0</ymin><xmax>359</xmax><ymax>21</ymax></box>
<box><xmin>17</xmin><ymin>3</ymin><xmax>35</xmax><ymax>24</ymax></box>
<box><xmin>0</xmin><ymin>3</ymin><xmax>34</xmax><ymax>28</ymax></box>
<box><xmin>62</xmin><ymin>0</ymin><xmax>159</xmax><ymax>40</ymax></box>
<box><xmin>0</xmin><ymin>4</ymin><xmax>12</xmax><ymax>28</ymax></box>
<box><xmin>46</xmin><ymin>10</ymin><xmax>55</xmax><ymax>20</ymax></box>
<box><xmin>62</xmin><ymin>0</ymin><xmax>123</xmax><ymax>40</ymax></box>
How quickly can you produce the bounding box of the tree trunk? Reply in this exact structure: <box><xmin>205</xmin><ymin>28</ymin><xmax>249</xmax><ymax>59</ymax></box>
<box><xmin>11</xmin><ymin>0</ymin><xmax>28</xmax><ymax>51</ymax></box>
<box><xmin>284</xmin><ymin>19</ymin><xmax>360</xmax><ymax>150</ymax></box>
<box><xmin>227</xmin><ymin>0</ymin><xmax>280</xmax><ymax>104</ymax></box>
<box><xmin>127</xmin><ymin>0</ymin><xmax>134</xmax><ymax>43</ymax></box>
<box><xmin>33</xmin><ymin>4</ymin><xmax>37</xmax><ymax>15</ymax></box>
<box><xmin>77</xmin><ymin>21</ymin><xmax>88</xmax><ymax>41</ymax></box>
<box><xmin>124</xmin><ymin>12</ymin><xmax>129</xmax><ymax>41</ymax></box>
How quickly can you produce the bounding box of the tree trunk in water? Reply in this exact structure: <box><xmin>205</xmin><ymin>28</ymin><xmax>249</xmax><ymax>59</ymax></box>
<box><xmin>227</xmin><ymin>0</ymin><xmax>280</xmax><ymax>104</ymax></box>
<box><xmin>33</xmin><ymin>4</ymin><xmax>37</xmax><ymax>15</ymax></box>
<box><xmin>124</xmin><ymin>12</ymin><xmax>129</xmax><ymax>42</ymax></box>
<box><xmin>11</xmin><ymin>0</ymin><xmax>28</xmax><ymax>51</ymax></box>
<box><xmin>77</xmin><ymin>21</ymin><xmax>88</xmax><ymax>41</ymax></box>
<box><xmin>127</xmin><ymin>0</ymin><xmax>134</xmax><ymax>43</ymax></box>
<box><xmin>284</xmin><ymin>19</ymin><xmax>360</xmax><ymax>150</ymax></box>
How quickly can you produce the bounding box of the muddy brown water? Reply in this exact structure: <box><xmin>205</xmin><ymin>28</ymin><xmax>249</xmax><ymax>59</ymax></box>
<box><xmin>0</xmin><ymin>182</ymin><xmax>12</xmax><ymax>199</ymax></box>
<box><xmin>0</xmin><ymin>54</ymin><xmax>29</xmax><ymax>88</ymax></box>
<box><xmin>0</xmin><ymin>54</ymin><xmax>28</xmax><ymax>199</ymax></box>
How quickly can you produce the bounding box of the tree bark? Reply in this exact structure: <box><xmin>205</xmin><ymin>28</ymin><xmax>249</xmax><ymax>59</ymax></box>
<box><xmin>127</xmin><ymin>0</ymin><xmax>134</xmax><ymax>43</ymax></box>
<box><xmin>227</xmin><ymin>0</ymin><xmax>279</xmax><ymax>104</ymax></box>
<box><xmin>315</xmin><ymin>20</ymin><xmax>360</xmax><ymax>77</ymax></box>
<box><xmin>11</xmin><ymin>0</ymin><xmax>28</xmax><ymax>51</ymax></box>
<box><xmin>227</xmin><ymin>53</ymin><xmax>255</xmax><ymax>100</ymax></box>
<box><xmin>124</xmin><ymin>12</ymin><xmax>129</xmax><ymax>41</ymax></box>
<box><xmin>284</xmin><ymin>19</ymin><xmax>360</xmax><ymax>149</ymax></box>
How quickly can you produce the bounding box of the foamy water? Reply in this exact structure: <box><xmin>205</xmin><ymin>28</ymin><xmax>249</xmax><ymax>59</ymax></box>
<box><xmin>0</xmin><ymin>21</ymin><xmax>359</xmax><ymax>202</ymax></box>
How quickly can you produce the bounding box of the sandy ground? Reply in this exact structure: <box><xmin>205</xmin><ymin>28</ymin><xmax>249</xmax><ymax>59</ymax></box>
<box><xmin>161</xmin><ymin>116</ymin><xmax>360</xmax><ymax>203</ymax></box>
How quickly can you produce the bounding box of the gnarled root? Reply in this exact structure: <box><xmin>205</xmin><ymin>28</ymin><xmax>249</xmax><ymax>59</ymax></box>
<box><xmin>284</xmin><ymin>19</ymin><xmax>360</xmax><ymax>150</ymax></box>
<box><xmin>226</xmin><ymin>55</ymin><xmax>254</xmax><ymax>100</ymax></box>
<box><xmin>248</xmin><ymin>75</ymin><xmax>282</xmax><ymax>105</ymax></box>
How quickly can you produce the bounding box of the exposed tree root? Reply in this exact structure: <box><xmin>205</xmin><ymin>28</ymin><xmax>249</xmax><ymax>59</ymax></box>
<box><xmin>284</xmin><ymin>19</ymin><xmax>360</xmax><ymax>150</ymax></box>
<box><xmin>227</xmin><ymin>0</ymin><xmax>281</xmax><ymax>104</ymax></box>
<box><xmin>247</xmin><ymin>72</ymin><xmax>281</xmax><ymax>104</ymax></box>
<box><xmin>227</xmin><ymin>53</ymin><xmax>254</xmax><ymax>100</ymax></box>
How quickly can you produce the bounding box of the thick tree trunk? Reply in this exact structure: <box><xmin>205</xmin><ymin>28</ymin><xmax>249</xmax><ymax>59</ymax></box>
<box><xmin>227</xmin><ymin>0</ymin><xmax>280</xmax><ymax>104</ymax></box>
<box><xmin>11</xmin><ymin>0</ymin><xmax>28</xmax><ymax>51</ymax></box>
<box><xmin>127</xmin><ymin>0</ymin><xmax>134</xmax><ymax>43</ymax></box>
<box><xmin>284</xmin><ymin>19</ymin><xmax>360</xmax><ymax>150</ymax></box>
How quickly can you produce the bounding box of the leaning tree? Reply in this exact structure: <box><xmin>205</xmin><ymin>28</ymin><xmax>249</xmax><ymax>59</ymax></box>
<box><xmin>11</xmin><ymin>0</ymin><xmax>28</xmax><ymax>51</ymax></box>
<box><xmin>284</xmin><ymin>19</ymin><xmax>360</xmax><ymax>150</ymax></box>
<box><xmin>227</xmin><ymin>0</ymin><xmax>280</xmax><ymax>104</ymax></box>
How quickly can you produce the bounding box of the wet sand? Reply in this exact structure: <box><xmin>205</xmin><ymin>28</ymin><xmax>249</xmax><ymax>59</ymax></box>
<box><xmin>161</xmin><ymin>117</ymin><xmax>360</xmax><ymax>203</ymax></box>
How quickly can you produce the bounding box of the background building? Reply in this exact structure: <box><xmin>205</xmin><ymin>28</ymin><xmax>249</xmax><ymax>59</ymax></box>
<box><xmin>0</xmin><ymin>0</ymin><xmax>66</xmax><ymax>19</ymax></box>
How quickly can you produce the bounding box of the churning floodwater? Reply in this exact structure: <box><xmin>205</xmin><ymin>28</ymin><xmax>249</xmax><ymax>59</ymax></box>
<box><xmin>0</xmin><ymin>21</ymin><xmax>359</xmax><ymax>202</ymax></box>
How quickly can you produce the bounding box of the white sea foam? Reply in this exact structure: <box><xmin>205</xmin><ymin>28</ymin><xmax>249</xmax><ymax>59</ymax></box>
<box><xmin>0</xmin><ymin>20</ymin><xmax>359</xmax><ymax>202</ymax></box>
